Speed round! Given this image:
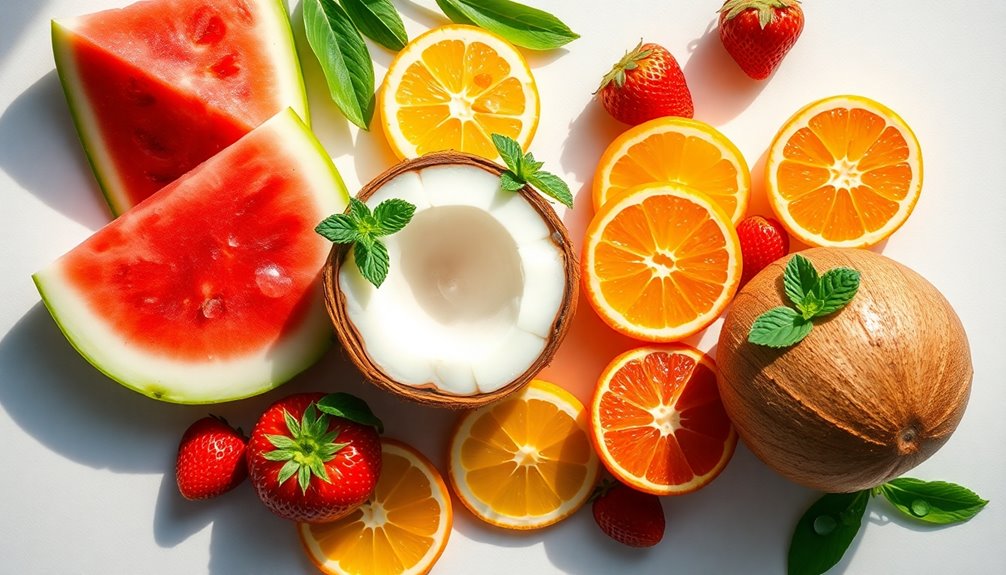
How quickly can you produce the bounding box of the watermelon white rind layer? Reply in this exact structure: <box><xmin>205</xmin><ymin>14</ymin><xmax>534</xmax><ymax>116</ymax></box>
<box><xmin>32</xmin><ymin>109</ymin><xmax>348</xmax><ymax>404</ymax></box>
<box><xmin>51</xmin><ymin>0</ymin><xmax>309</xmax><ymax>216</ymax></box>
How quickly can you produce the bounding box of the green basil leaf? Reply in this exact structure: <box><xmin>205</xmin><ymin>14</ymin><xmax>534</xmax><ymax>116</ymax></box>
<box><xmin>788</xmin><ymin>491</ymin><xmax>870</xmax><ymax>575</ymax></box>
<box><xmin>317</xmin><ymin>393</ymin><xmax>385</xmax><ymax>433</ymax></box>
<box><xmin>353</xmin><ymin>237</ymin><xmax>390</xmax><ymax>287</ymax></box>
<box><xmin>341</xmin><ymin>0</ymin><xmax>408</xmax><ymax>51</ymax></box>
<box><xmin>880</xmin><ymin>478</ymin><xmax>989</xmax><ymax>525</ymax></box>
<box><xmin>813</xmin><ymin>267</ymin><xmax>861</xmax><ymax>317</ymax></box>
<box><xmin>373</xmin><ymin>198</ymin><xmax>416</xmax><ymax>235</ymax></box>
<box><xmin>315</xmin><ymin>213</ymin><xmax>360</xmax><ymax>244</ymax></box>
<box><xmin>748</xmin><ymin>306</ymin><xmax>813</xmax><ymax>347</ymax></box>
<box><xmin>526</xmin><ymin>171</ymin><xmax>573</xmax><ymax>208</ymax></box>
<box><xmin>434</xmin><ymin>0</ymin><xmax>579</xmax><ymax>50</ymax></box>
<box><xmin>303</xmin><ymin>0</ymin><xmax>375</xmax><ymax>129</ymax></box>
<box><xmin>783</xmin><ymin>254</ymin><xmax>819</xmax><ymax>307</ymax></box>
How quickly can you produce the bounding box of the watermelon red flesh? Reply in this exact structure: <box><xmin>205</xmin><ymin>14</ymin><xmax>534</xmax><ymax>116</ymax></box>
<box><xmin>52</xmin><ymin>0</ymin><xmax>308</xmax><ymax>215</ymax></box>
<box><xmin>33</xmin><ymin>109</ymin><xmax>348</xmax><ymax>403</ymax></box>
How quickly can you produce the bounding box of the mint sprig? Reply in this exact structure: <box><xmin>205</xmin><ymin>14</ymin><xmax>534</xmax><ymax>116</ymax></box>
<box><xmin>749</xmin><ymin>254</ymin><xmax>860</xmax><ymax>347</ymax></box>
<box><xmin>316</xmin><ymin>197</ymin><xmax>415</xmax><ymax>287</ymax></box>
<box><xmin>789</xmin><ymin>478</ymin><xmax>988</xmax><ymax>575</ymax></box>
<box><xmin>491</xmin><ymin>134</ymin><xmax>573</xmax><ymax>208</ymax></box>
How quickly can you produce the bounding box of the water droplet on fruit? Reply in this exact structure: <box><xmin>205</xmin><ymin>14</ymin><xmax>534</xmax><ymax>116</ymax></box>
<box><xmin>481</xmin><ymin>98</ymin><xmax>500</xmax><ymax>113</ymax></box>
<box><xmin>200</xmin><ymin>297</ymin><xmax>223</xmax><ymax>319</ymax></box>
<box><xmin>910</xmin><ymin>499</ymin><xmax>930</xmax><ymax>517</ymax></box>
<box><xmin>227</xmin><ymin>234</ymin><xmax>240</xmax><ymax>248</ymax></box>
<box><xmin>256</xmin><ymin>263</ymin><xmax>292</xmax><ymax>298</ymax></box>
<box><xmin>813</xmin><ymin>514</ymin><xmax>837</xmax><ymax>536</ymax></box>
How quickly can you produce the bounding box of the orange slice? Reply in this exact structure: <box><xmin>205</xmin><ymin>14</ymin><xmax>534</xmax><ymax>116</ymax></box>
<box><xmin>378</xmin><ymin>25</ymin><xmax>539</xmax><ymax>161</ymax></box>
<box><xmin>766</xmin><ymin>95</ymin><xmax>923</xmax><ymax>247</ymax></box>
<box><xmin>583</xmin><ymin>183</ymin><xmax>742</xmax><ymax>342</ymax></box>
<box><xmin>593</xmin><ymin>117</ymin><xmax>750</xmax><ymax>222</ymax></box>
<box><xmin>590</xmin><ymin>344</ymin><xmax>737</xmax><ymax>495</ymax></box>
<box><xmin>298</xmin><ymin>439</ymin><xmax>452</xmax><ymax>575</ymax></box>
<box><xmin>448</xmin><ymin>379</ymin><xmax>599</xmax><ymax>530</ymax></box>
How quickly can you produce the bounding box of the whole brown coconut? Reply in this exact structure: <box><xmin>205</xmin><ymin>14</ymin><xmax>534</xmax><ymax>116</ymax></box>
<box><xmin>716</xmin><ymin>248</ymin><xmax>972</xmax><ymax>492</ymax></box>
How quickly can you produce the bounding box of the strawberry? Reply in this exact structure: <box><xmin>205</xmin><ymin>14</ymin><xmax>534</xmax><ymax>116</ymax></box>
<box><xmin>175</xmin><ymin>415</ymin><xmax>248</xmax><ymax>501</ymax></box>
<box><xmin>246</xmin><ymin>392</ymin><xmax>382</xmax><ymax>524</ymax></box>
<box><xmin>736</xmin><ymin>215</ymin><xmax>790</xmax><ymax>286</ymax></box>
<box><xmin>591</xmin><ymin>480</ymin><xmax>665</xmax><ymax>548</ymax></box>
<box><xmin>596</xmin><ymin>41</ymin><xmax>693</xmax><ymax>125</ymax></box>
<box><xmin>718</xmin><ymin>0</ymin><xmax>805</xmax><ymax>80</ymax></box>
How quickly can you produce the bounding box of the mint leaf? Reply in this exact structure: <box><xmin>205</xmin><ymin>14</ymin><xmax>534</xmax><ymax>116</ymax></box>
<box><xmin>373</xmin><ymin>198</ymin><xmax>416</xmax><ymax>235</ymax></box>
<box><xmin>789</xmin><ymin>491</ymin><xmax>870</xmax><ymax>575</ymax></box>
<box><xmin>348</xmin><ymin>197</ymin><xmax>371</xmax><ymax>221</ymax></box>
<box><xmin>527</xmin><ymin>171</ymin><xmax>573</xmax><ymax>208</ymax></box>
<box><xmin>491</xmin><ymin>133</ymin><xmax>524</xmax><ymax>174</ymax></box>
<box><xmin>434</xmin><ymin>0</ymin><xmax>579</xmax><ymax>50</ymax></box>
<box><xmin>491</xmin><ymin>133</ymin><xmax>574</xmax><ymax>208</ymax></box>
<box><xmin>813</xmin><ymin>268</ymin><xmax>861</xmax><ymax>317</ymax></box>
<box><xmin>315</xmin><ymin>214</ymin><xmax>360</xmax><ymax>243</ymax></box>
<box><xmin>748</xmin><ymin>307</ymin><xmax>813</xmax><ymax>347</ymax></box>
<box><xmin>354</xmin><ymin>237</ymin><xmax>390</xmax><ymax>287</ymax></box>
<box><xmin>500</xmin><ymin>171</ymin><xmax>525</xmax><ymax>191</ymax></box>
<box><xmin>317</xmin><ymin>393</ymin><xmax>385</xmax><ymax>433</ymax></box>
<box><xmin>796</xmin><ymin>291</ymin><xmax>823</xmax><ymax>320</ymax></box>
<box><xmin>879</xmin><ymin>478</ymin><xmax>988</xmax><ymax>525</ymax></box>
<box><xmin>784</xmin><ymin>254</ymin><xmax>819</xmax><ymax>307</ymax></box>
<box><xmin>341</xmin><ymin>0</ymin><xmax>408</xmax><ymax>51</ymax></box>
<box><xmin>303</xmin><ymin>0</ymin><xmax>375</xmax><ymax>129</ymax></box>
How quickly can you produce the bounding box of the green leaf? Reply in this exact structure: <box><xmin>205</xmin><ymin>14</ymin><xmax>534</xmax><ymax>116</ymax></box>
<box><xmin>354</xmin><ymin>238</ymin><xmax>390</xmax><ymax>287</ymax></box>
<box><xmin>265</xmin><ymin>435</ymin><xmax>298</xmax><ymax>450</ymax></box>
<box><xmin>262</xmin><ymin>448</ymin><xmax>296</xmax><ymax>462</ymax></box>
<box><xmin>434</xmin><ymin>0</ymin><xmax>579</xmax><ymax>50</ymax></box>
<box><xmin>315</xmin><ymin>213</ymin><xmax>360</xmax><ymax>244</ymax></box>
<box><xmin>748</xmin><ymin>306</ymin><xmax>814</xmax><ymax>347</ymax></box>
<box><xmin>297</xmin><ymin>463</ymin><xmax>312</xmax><ymax>493</ymax></box>
<box><xmin>303</xmin><ymin>0</ymin><xmax>375</xmax><ymax>129</ymax></box>
<box><xmin>317</xmin><ymin>393</ymin><xmax>385</xmax><ymax>433</ymax></box>
<box><xmin>796</xmin><ymin>291</ymin><xmax>822</xmax><ymax>320</ymax></box>
<box><xmin>491</xmin><ymin>133</ymin><xmax>524</xmax><ymax>175</ymax></box>
<box><xmin>784</xmin><ymin>254</ymin><xmax>819</xmax><ymax>307</ymax></box>
<box><xmin>373</xmin><ymin>198</ymin><xmax>416</xmax><ymax>236</ymax></box>
<box><xmin>500</xmin><ymin>171</ymin><xmax>525</xmax><ymax>191</ymax></box>
<box><xmin>813</xmin><ymin>267</ymin><xmax>861</xmax><ymax>317</ymax></box>
<box><xmin>277</xmin><ymin>459</ymin><xmax>300</xmax><ymax>486</ymax></box>
<box><xmin>348</xmin><ymin>197</ymin><xmax>371</xmax><ymax>221</ymax></box>
<box><xmin>340</xmin><ymin>0</ymin><xmax>408</xmax><ymax>51</ymax></box>
<box><xmin>527</xmin><ymin>171</ymin><xmax>573</xmax><ymax>208</ymax></box>
<box><xmin>789</xmin><ymin>491</ymin><xmax>870</xmax><ymax>575</ymax></box>
<box><xmin>880</xmin><ymin>478</ymin><xmax>989</xmax><ymax>525</ymax></box>
<box><xmin>283</xmin><ymin>409</ymin><xmax>301</xmax><ymax>437</ymax></box>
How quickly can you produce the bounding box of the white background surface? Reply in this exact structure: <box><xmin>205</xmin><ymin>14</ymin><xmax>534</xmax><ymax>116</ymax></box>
<box><xmin>2</xmin><ymin>0</ymin><xmax>1005</xmax><ymax>573</ymax></box>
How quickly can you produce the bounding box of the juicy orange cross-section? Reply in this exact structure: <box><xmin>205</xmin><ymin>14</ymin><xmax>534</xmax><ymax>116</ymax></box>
<box><xmin>583</xmin><ymin>183</ymin><xmax>742</xmax><ymax>342</ymax></box>
<box><xmin>593</xmin><ymin>117</ymin><xmax>751</xmax><ymax>223</ymax></box>
<box><xmin>298</xmin><ymin>439</ymin><xmax>452</xmax><ymax>575</ymax></box>
<box><xmin>379</xmin><ymin>25</ymin><xmax>539</xmax><ymax>161</ymax></box>
<box><xmin>767</xmin><ymin>94</ymin><xmax>923</xmax><ymax>247</ymax></box>
<box><xmin>590</xmin><ymin>344</ymin><xmax>737</xmax><ymax>495</ymax></box>
<box><xmin>449</xmin><ymin>379</ymin><xmax>599</xmax><ymax>530</ymax></box>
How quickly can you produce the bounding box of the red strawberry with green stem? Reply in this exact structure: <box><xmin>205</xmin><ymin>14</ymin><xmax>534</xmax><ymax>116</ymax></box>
<box><xmin>718</xmin><ymin>0</ymin><xmax>805</xmax><ymax>80</ymax></box>
<box><xmin>591</xmin><ymin>479</ymin><xmax>665</xmax><ymax>548</ymax></box>
<box><xmin>175</xmin><ymin>415</ymin><xmax>248</xmax><ymax>501</ymax></box>
<box><xmin>736</xmin><ymin>215</ymin><xmax>790</xmax><ymax>286</ymax></box>
<box><xmin>246</xmin><ymin>392</ymin><xmax>383</xmax><ymax>524</ymax></box>
<box><xmin>596</xmin><ymin>41</ymin><xmax>693</xmax><ymax>125</ymax></box>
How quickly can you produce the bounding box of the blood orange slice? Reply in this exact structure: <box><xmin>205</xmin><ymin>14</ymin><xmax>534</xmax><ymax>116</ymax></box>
<box><xmin>590</xmin><ymin>344</ymin><xmax>737</xmax><ymax>495</ymax></box>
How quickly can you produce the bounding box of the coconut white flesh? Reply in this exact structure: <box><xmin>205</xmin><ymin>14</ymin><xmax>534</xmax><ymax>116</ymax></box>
<box><xmin>340</xmin><ymin>164</ymin><xmax>566</xmax><ymax>396</ymax></box>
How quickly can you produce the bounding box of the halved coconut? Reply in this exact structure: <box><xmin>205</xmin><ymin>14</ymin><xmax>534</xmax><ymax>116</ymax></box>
<box><xmin>323</xmin><ymin>152</ymin><xmax>578</xmax><ymax>408</ymax></box>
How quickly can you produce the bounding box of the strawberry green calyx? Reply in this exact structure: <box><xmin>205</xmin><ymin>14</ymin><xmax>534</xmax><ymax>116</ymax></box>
<box><xmin>719</xmin><ymin>0</ymin><xmax>800</xmax><ymax>28</ymax></box>
<box><xmin>596</xmin><ymin>40</ymin><xmax>653</xmax><ymax>92</ymax></box>
<box><xmin>263</xmin><ymin>405</ymin><xmax>348</xmax><ymax>494</ymax></box>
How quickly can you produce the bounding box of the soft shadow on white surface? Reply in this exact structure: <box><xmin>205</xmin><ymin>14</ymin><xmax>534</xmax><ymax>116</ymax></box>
<box><xmin>683</xmin><ymin>18</ymin><xmax>768</xmax><ymax>126</ymax></box>
<box><xmin>0</xmin><ymin>1</ymin><xmax>50</xmax><ymax>68</ymax></box>
<box><xmin>0</xmin><ymin>71</ymin><xmax>110</xmax><ymax>230</ymax></box>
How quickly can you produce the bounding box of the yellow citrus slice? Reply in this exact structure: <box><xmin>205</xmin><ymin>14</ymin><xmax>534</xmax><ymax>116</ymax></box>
<box><xmin>766</xmin><ymin>95</ymin><xmax>923</xmax><ymax>247</ymax></box>
<box><xmin>593</xmin><ymin>117</ymin><xmax>750</xmax><ymax>222</ymax></box>
<box><xmin>583</xmin><ymin>183</ymin><xmax>742</xmax><ymax>342</ymax></box>
<box><xmin>378</xmin><ymin>24</ymin><xmax>539</xmax><ymax>161</ymax></box>
<box><xmin>590</xmin><ymin>344</ymin><xmax>737</xmax><ymax>495</ymax></box>
<box><xmin>448</xmin><ymin>379</ymin><xmax>599</xmax><ymax>530</ymax></box>
<box><xmin>298</xmin><ymin>439</ymin><xmax>452</xmax><ymax>575</ymax></box>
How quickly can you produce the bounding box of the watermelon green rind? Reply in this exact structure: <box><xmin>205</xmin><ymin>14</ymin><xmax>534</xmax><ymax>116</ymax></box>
<box><xmin>51</xmin><ymin>0</ymin><xmax>310</xmax><ymax>216</ymax></box>
<box><xmin>32</xmin><ymin>109</ymin><xmax>349</xmax><ymax>404</ymax></box>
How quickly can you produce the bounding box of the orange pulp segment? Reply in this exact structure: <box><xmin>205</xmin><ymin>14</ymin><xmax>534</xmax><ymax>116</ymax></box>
<box><xmin>298</xmin><ymin>439</ymin><xmax>452</xmax><ymax>575</ymax></box>
<box><xmin>590</xmin><ymin>344</ymin><xmax>737</xmax><ymax>495</ymax></box>
<box><xmin>766</xmin><ymin>94</ymin><xmax>923</xmax><ymax>247</ymax></box>
<box><xmin>593</xmin><ymin>117</ymin><xmax>750</xmax><ymax>223</ymax></box>
<box><xmin>378</xmin><ymin>25</ymin><xmax>539</xmax><ymax>161</ymax></box>
<box><xmin>583</xmin><ymin>183</ymin><xmax>742</xmax><ymax>342</ymax></box>
<box><xmin>448</xmin><ymin>379</ymin><xmax>599</xmax><ymax>530</ymax></box>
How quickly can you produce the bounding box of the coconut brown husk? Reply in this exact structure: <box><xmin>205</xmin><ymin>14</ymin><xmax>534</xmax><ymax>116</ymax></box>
<box><xmin>322</xmin><ymin>152</ymin><xmax>579</xmax><ymax>409</ymax></box>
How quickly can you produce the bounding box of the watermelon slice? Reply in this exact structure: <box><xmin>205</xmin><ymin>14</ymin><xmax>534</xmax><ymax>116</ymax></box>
<box><xmin>52</xmin><ymin>0</ymin><xmax>308</xmax><ymax>216</ymax></box>
<box><xmin>33</xmin><ymin>109</ymin><xmax>348</xmax><ymax>404</ymax></box>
